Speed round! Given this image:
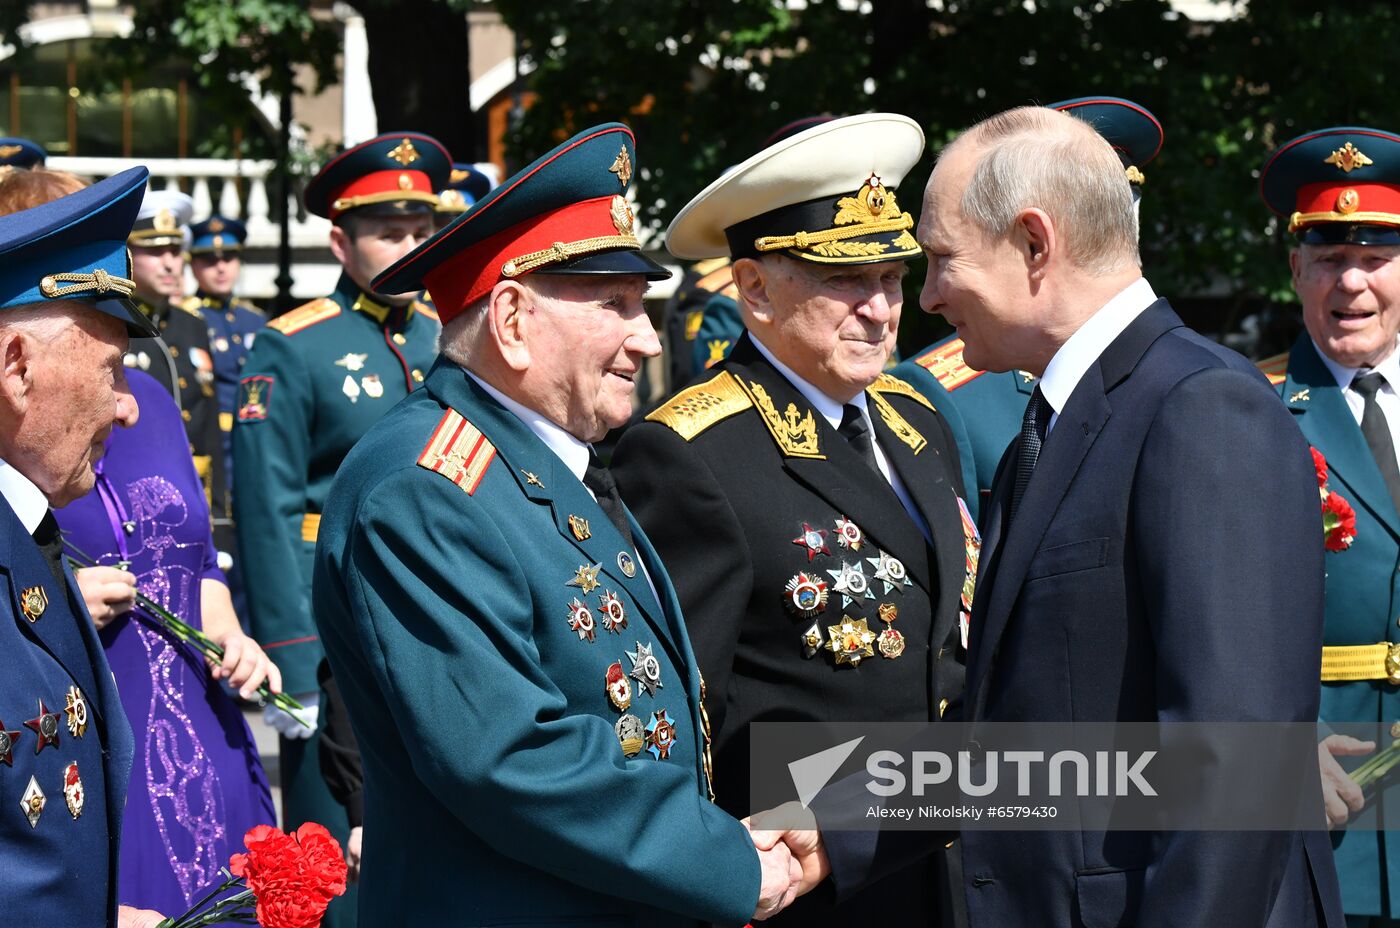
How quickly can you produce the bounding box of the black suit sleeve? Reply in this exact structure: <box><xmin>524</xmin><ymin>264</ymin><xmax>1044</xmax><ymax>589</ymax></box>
<box><xmin>316</xmin><ymin>658</ymin><xmax>364</xmax><ymax>828</ymax></box>
<box><xmin>1131</xmin><ymin>366</ymin><xmax>1325</xmax><ymax>927</ymax></box>
<box><xmin>612</xmin><ymin>422</ymin><xmax>752</xmax><ymax>742</ymax></box>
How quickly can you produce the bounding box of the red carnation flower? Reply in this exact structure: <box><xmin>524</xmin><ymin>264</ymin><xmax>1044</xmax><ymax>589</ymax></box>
<box><xmin>1322</xmin><ymin>490</ymin><xmax>1357</xmax><ymax>553</ymax></box>
<box><xmin>1310</xmin><ymin>446</ymin><xmax>1329</xmax><ymax>488</ymax></box>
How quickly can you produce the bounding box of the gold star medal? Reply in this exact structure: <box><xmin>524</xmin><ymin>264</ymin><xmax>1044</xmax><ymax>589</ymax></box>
<box><xmin>63</xmin><ymin>686</ymin><xmax>88</xmax><ymax>738</ymax></box>
<box><xmin>567</xmin><ymin>563</ymin><xmax>602</xmax><ymax>595</ymax></box>
<box><xmin>826</xmin><ymin>617</ymin><xmax>876</xmax><ymax>666</ymax></box>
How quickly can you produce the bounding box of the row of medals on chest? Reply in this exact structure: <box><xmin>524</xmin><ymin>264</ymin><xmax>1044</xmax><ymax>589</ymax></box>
<box><xmin>565</xmin><ymin>558</ymin><xmax>678</xmax><ymax>762</ymax></box>
<box><xmin>789</xmin><ymin>517</ymin><xmax>912</xmax><ymax>666</ymax></box>
<box><xmin>2</xmin><ymin>681</ymin><xmax>91</xmax><ymax>828</ymax></box>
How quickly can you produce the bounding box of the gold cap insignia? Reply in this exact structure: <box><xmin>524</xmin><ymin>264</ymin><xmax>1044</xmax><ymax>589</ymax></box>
<box><xmin>1125</xmin><ymin>165</ymin><xmax>1146</xmax><ymax>185</ymax></box>
<box><xmin>153</xmin><ymin>209</ymin><xmax>176</xmax><ymax>232</ymax></box>
<box><xmin>609</xmin><ymin>146</ymin><xmax>633</xmax><ymax>188</ymax></box>
<box><xmin>212</xmin><ymin>234</ymin><xmax>225</xmax><ymax>249</ymax></box>
<box><xmin>450</xmin><ymin>168</ymin><xmax>470</xmax><ymax>184</ymax></box>
<box><xmin>1337</xmin><ymin>188</ymin><xmax>1361</xmax><ymax>214</ymax></box>
<box><xmin>207</xmin><ymin>218</ymin><xmax>225</xmax><ymax>233</ymax></box>
<box><xmin>398</xmin><ymin>173</ymin><xmax>414</xmax><ymax>190</ymax></box>
<box><xmin>0</xmin><ymin>144</ymin><xmax>22</xmax><ymax>159</ymax></box>
<box><xmin>610</xmin><ymin>195</ymin><xmax>634</xmax><ymax>235</ymax></box>
<box><xmin>388</xmin><ymin>138</ymin><xmax>421</xmax><ymax>166</ymax></box>
<box><xmin>1324</xmin><ymin>142</ymin><xmax>1374</xmax><ymax>173</ymax></box>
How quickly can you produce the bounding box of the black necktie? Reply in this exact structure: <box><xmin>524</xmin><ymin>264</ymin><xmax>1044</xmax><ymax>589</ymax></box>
<box><xmin>1352</xmin><ymin>372</ymin><xmax>1400</xmax><ymax>515</ymax></box>
<box><xmin>584</xmin><ymin>452</ymin><xmax>635</xmax><ymax>548</ymax></box>
<box><xmin>1009</xmin><ymin>387</ymin><xmax>1052</xmax><ymax>524</ymax></box>
<box><xmin>839</xmin><ymin>404</ymin><xmax>880</xmax><ymax>473</ymax></box>
<box><xmin>32</xmin><ymin>511</ymin><xmax>67</xmax><ymax>588</ymax></box>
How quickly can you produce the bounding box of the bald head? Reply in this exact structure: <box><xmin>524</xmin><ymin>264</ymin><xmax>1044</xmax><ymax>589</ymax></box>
<box><xmin>941</xmin><ymin>106</ymin><xmax>1139</xmax><ymax>275</ymax></box>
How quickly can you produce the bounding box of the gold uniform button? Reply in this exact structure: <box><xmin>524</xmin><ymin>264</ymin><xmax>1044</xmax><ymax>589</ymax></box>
<box><xmin>181</xmin><ymin>409</ymin><xmax>191</xmax><ymax>422</ymax></box>
<box><xmin>169</xmin><ymin>345</ymin><xmax>180</xmax><ymax>357</ymax></box>
<box><xmin>1391</xmin><ymin>721</ymin><xmax>1400</xmax><ymax>740</ymax></box>
<box><xmin>225</xmin><ymin>312</ymin><xmax>235</xmax><ymax>322</ymax></box>
<box><xmin>177</xmin><ymin>376</ymin><xmax>188</xmax><ymax>389</ymax></box>
<box><xmin>232</xmin><ymin>334</ymin><xmax>242</xmax><ymax>344</ymax></box>
<box><xmin>392</xmin><ymin>333</ymin><xmax>407</xmax><ymax>345</ymax></box>
<box><xmin>412</xmin><ymin>369</ymin><xmax>424</xmax><ymax>383</ymax></box>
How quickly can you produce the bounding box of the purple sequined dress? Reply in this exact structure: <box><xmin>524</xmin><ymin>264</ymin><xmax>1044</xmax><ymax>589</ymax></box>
<box><xmin>55</xmin><ymin>369</ymin><xmax>275</xmax><ymax>918</ymax></box>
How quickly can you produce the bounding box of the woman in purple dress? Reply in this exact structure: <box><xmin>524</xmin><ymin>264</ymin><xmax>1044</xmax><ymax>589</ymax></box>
<box><xmin>57</xmin><ymin>368</ymin><xmax>280</xmax><ymax>917</ymax></box>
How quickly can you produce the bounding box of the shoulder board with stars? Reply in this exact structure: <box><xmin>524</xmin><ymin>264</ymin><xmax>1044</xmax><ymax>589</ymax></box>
<box><xmin>1255</xmin><ymin>351</ymin><xmax>1290</xmax><ymax>387</ymax></box>
<box><xmin>915</xmin><ymin>338</ymin><xmax>985</xmax><ymax>392</ymax></box>
<box><xmin>645</xmin><ymin>369</ymin><xmax>753</xmax><ymax>441</ymax></box>
<box><xmin>412</xmin><ymin>295</ymin><xmax>440</xmax><ymax>322</ymax></box>
<box><xmin>868</xmin><ymin>373</ymin><xmax>936</xmax><ymax>413</ymax></box>
<box><xmin>417</xmin><ymin>409</ymin><xmax>496</xmax><ymax>495</ymax></box>
<box><xmin>267</xmin><ymin>298</ymin><xmax>342</xmax><ymax>335</ymax></box>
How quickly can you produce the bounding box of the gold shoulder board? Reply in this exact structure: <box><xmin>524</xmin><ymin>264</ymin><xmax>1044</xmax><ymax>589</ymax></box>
<box><xmin>645</xmin><ymin>370</ymin><xmax>753</xmax><ymax>441</ymax></box>
<box><xmin>1255</xmin><ymin>351</ymin><xmax>1289</xmax><ymax>387</ymax></box>
<box><xmin>695</xmin><ymin>261</ymin><xmax>735</xmax><ymax>296</ymax></box>
<box><xmin>267</xmin><ymin>298</ymin><xmax>342</xmax><ymax>335</ymax></box>
<box><xmin>915</xmin><ymin>339</ymin><xmax>985</xmax><ymax>391</ymax></box>
<box><xmin>417</xmin><ymin>409</ymin><xmax>496</xmax><ymax>495</ymax></box>
<box><xmin>869</xmin><ymin>373</ymin><xmax>936</xmax><ymax>413</ymax></box>
<box><xmin>175</xmin><ymin>296</ymin><xmax>204</xmax><ymax>318</ymax></box>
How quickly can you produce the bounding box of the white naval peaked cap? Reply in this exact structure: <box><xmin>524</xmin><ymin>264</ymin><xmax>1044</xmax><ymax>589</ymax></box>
<box><xmin>665</xmin><ymin>112</ymin><xmax>927</xmax><ymax>263</ymax></box>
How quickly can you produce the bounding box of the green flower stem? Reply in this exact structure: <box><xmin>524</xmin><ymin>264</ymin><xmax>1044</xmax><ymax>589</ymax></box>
<box><xmin>63</xmin><ymin>539</ymin><xmax>309</xmax><ymax>727</ymax></box>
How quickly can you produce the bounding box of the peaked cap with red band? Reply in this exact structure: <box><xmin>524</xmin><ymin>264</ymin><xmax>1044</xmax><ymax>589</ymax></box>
<box><xmin>373</xmin><ymin>123</ymin><xmax>668</xmax><ymax>324</ymax></box>
<box><xmin>1261</xmin><ymin>126</ymin><xmax>1400</xmax><ymax>245</ymax></box>
<box><xmin>304</xmin><ymin>132</ymin><xmax>452</xmax><ymax>221</ymax></box>
<box><xmin>1052</xmin><ymin>96</ymin><xmax>1162</xmax><ymax>199</ymax></box>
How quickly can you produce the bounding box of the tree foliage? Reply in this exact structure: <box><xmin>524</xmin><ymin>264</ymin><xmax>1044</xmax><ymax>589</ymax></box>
<box><xmin>492</xmin><ymin>0</ymin><xmax>1400</xmax><ymax>353</ymax></box>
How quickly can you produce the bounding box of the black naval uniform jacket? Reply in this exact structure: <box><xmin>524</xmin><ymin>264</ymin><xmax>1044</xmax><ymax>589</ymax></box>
<box><xmin>128</xmin><ymin>298</ymin><xmax>229</xmax><ymax>540</ymax></box>
<box><xmin>613</xmin><ymin>333</ymin><xmax>971</xmax><ymax>926</ymax></box>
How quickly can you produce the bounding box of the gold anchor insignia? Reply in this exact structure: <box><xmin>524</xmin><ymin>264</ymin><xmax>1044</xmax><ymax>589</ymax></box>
<box><xmin>1289</xmin><ymin>388</ymin><xmax>1310</xmax><ymax>403</ymax></box>
<box><xmin>568</xmin><ymin>515</ymin><xmax>591</xmax><ymax>541</ymax></box>
<box><xmin>609</xmin><ymin>145</ymin><xmax>632</xmax><ymax>188</ymax></box>
<box><xmin>743</xmin><ymin>380</ymin><xmax>823</xmax><ymax>458</ymax></box>
<box><xmin>567</xmin><ymin>563</ymin><xmax>602</xmax><ymax>595</ymax></box>
<box><xmin>1324</xmin><ymin>142</ymin><xmax>1373</xmax><ymax>173</ymax></box>
<box><xmin>521</xmin><ymin>470</ymin><xmax>545</xmax><ymax>488</ymax></box>
<box><xmin>868</xmin><ymin>390</ymin><xmax>926</xmax><ymax>454</ymax></box>
<box><xmin>20</xmin><ymin>585</ymin><xmax>47</xmax><ymax>623</ymax></box>
<box><xmin>388</xmin><ymin>138</ymin><xmax>421</xmax><ymax>166</ymax></box>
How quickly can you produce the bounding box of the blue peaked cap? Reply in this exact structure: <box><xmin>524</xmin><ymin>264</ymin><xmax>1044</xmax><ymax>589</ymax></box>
<box><xmin>0</xmin><ymin>166</ymin><xmax>158</xmax><ymax>337</ymax></box>
<box><xmin>0</xmin><ymin>138</ymin><xmax>46</xmax><ymax>170</ymax></box>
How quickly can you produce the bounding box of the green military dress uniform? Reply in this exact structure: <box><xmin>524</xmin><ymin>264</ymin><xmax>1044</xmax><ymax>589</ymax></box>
<box><xmin>891</xmin><ymin>336</ymin><xmax>1035</xmax><ymax>522</ymax></box>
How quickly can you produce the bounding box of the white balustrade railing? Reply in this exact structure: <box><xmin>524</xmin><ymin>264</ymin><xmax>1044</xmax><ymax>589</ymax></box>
<box><xmin>46</xmin><ymin>156</ymin><xmax>333</xmax><ymax>249</ymax></box>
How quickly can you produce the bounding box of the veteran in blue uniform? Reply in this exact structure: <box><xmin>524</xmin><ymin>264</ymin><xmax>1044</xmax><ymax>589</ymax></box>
<box><xmin>187</xmin><ymin>215</ymin><xmax>265</xmax><ymax>479</ymax></box>
<box><xmin>232</xmin><ymin>131</ymin><xmax>448</xmax><ymax>926</ymax></box>
<box><xmin>0</xmin><ymin>168</ymin><xmax>163</xmax><ymax>926</ymax></box>
<box><xmin>0</xmin><ymin>137</ymin><xmax>45</xmax><ymax>171</ymax></box>
<box><xmin>314</xmin><ymin>123</ymin><xmax>798</xmax><ymax>925</ymax></box>
<box><xmin>434</xmin><ymin>161</ymin><xmax>493</xmax><ymax>226</ymax></box>
<box><xmin>614</xmin><ymin>114</ymin><xmax>976</xmax><ymax>927</ymax></box>
<box><xmin>893</xmin><ymin>96</ymin><xmax>1163</xmax><ymax>519</ymax></box>
<box><xmin>1259</xmin><ymin>126</ymin><xmax>1400</xmax><ymax>927</ymax></box>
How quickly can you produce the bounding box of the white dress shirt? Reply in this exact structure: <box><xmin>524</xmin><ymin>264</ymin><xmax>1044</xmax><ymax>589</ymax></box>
<box><xmin>0</xmin><ymin>457</ymin><xmax>50</xmax><ymax>533</ymax></box>
<box><xmin>1038</xmin><ymin>277</ymin><xmax>1159</xmax><ymax>434</ymax></box>
<box><xmin>1313</xmin><ymin>338</ymin><xmax>1400</xmax><ymax>459</ymax></box>
<box><xmin>750</xmin><ymin>335</ymin><xmax>932</xmax><ymax>543</ymax></box>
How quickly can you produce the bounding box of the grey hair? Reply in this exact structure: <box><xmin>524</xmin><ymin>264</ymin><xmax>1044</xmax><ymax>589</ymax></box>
<box><xmin>439</xmin><ymin>294</ymin><xmax>492</xmax><ymax>366</ymax></box>
<box><xmin>0</xmin><ymin>301</ymin><xmax>82</xmax><ymax>344</ymax></box>
<box><xmin>950</xmin><ymin>106</ymin><xmax>1139</xmax><ymax>276</ymax></box>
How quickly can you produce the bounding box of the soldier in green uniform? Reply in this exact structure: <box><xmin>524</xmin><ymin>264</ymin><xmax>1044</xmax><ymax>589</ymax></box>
<box><xmin>892</xmin><ymin>96</ymin><xmax>1163</xmax><ymax>519</ymax></box>
<box><xmin>126</xmin><ymin>189</ymin><xmax>227</xmax><ymax>532</ymax></box>
<box><xmin>1258</xmin><ymin>126</ymin><xmax>1400</xmax><ymax>927</ymax></box>
<box><xmin>232</xmin><ymin>131</ymin><xmax>450</xmax><ymax>927</ymax></box>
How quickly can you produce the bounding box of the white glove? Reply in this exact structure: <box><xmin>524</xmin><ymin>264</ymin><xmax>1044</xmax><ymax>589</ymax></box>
<box><xmin>264</xmin><ymin>692</ymin><xmax>319</xmax><ymax>740</ymax></box>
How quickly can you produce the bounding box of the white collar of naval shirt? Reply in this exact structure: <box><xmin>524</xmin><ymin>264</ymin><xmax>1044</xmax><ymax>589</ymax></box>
<box><xmin>466</xmin><ymin>370</ymin><xmax>592</xmax><ymax>487</ymax></box>
<box><xmin>749</xmin><ymin>332</ymin><xmax>871</xmax><ymax>429</ymax></box>
<box><xmin>1314</xmin><ymin>337</ymin><xmax>1400</xmax><ymax>394</ymax></box>
<box><xmin>1038</xmin><ymin>277</ymin><xmax>1158</xmax><ymax>432</ymax></box>
<box><xmin>0</xmin><ymin>457</ymin><xmax>50</xmax><ymax>534</ymax></box>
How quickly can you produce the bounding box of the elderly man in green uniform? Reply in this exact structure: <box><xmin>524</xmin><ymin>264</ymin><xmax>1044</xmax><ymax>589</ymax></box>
<box><xmin>233</xmin><ymin>131</ymin><xmax>448</xmax><ymax>926</ymax></box>
<box><xmin>1257</xmin><ymin>126</ymin><xmax>1400</xmax><ymax>928</ymax></box>
<box><xmin>126</xmin><ymin>189</ymin><xmax>227</xmax><ymax>529</ymax></box>
<box><xmin>613</xmin><ymin>114</ymin><xmax>977</xmax><ymax>926</ymax></box>
<box><xmin>893</xmin><ymin>96</ymin><xmax>1163</xmax><ymax>519</ymax></box>
<box><xmin>315</xmin><ymin>121</ymin><xmax>802</xmax><ymax>924</ymax></box>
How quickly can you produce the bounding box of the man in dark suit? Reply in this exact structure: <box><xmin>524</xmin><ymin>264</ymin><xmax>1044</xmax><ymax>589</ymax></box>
<box><xmin>756</xmin><ymin>105</ymin><xmax>1345</xmax><ymax>927</ymax></box>
<box><xmin>613</xmin><ymin>113</ymin><xmax>976</xmax><ymax>926</ymax></box>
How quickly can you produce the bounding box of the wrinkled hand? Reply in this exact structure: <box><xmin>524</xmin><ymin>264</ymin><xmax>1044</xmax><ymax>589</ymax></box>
<box><xmin>746</xmin><ymin>801</ymin><xmax>831</xmax><ymax>899</ymax></box>
<box><xmin>749</xmin><ymin>834</ymin><xmax>800</xmax><ymax>921</ymax></box>
<box><xmin>264</xmin><ymin>692</ymin><xmax>318</xmax><ymax>739</ymax></box>
<box><xmin>74</xmin><ymin>566</ymin><xmax>136</xmax><ymax>630</ymax></box>
<box><xmin>117</xmin><ymin>904</ymin><xmax>165</xmax><ymax>927</ymax></box>
<box><xmin>346</xmin><ymin>825</ymin><xmax>363</xmax><ymax>883</ymax></box>
<box><xmin>1320</xmin><ymin>734</ymin><xmax>1374</xmax><ymax>829</ymax></box>
<box><xmin>210</xmin><ymin>629</ymin><xmax>282</xmax><ymax>700</ymax></box>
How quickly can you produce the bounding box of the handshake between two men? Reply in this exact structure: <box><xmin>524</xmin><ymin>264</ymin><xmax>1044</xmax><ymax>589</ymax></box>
<box><xmin>743</xmin><ymin>804</ymin><xmax>831</xmax><ymax>921</ymax></box>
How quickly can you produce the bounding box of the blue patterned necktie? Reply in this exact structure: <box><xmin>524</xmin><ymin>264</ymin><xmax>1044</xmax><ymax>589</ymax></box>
<box><xmin>1009</xmin><ymin>386</ymin><xmax>1051</xmax><ymax>525</ymax></box>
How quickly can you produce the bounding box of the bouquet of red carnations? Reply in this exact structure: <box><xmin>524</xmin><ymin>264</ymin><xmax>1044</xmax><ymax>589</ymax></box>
<box><xmin>157</xmin><ymin>823</ymin><xmax>348</xmax><ymax>928</ymax></box>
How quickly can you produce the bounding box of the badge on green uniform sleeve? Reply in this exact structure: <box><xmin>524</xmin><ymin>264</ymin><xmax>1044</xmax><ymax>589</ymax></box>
<box><xmin>237</xmin><ymin>375</ymin><xmax>273</xmax><ymax>421</ymax></box>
